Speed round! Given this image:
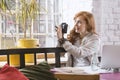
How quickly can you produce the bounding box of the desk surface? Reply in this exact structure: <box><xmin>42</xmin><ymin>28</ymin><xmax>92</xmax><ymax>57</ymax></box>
<box><xmin>55</xmin><ymin>73</ymin><xmax>99</xmax><ymax>80</ymax></box>
<box><xmin>52</xmin><ymin>67</ymin><xmax>102</xmax><ymax>80</ymax></box>
<box><xmin>52</xmin><ymin>67</ymin><xmax>114</xmax><ymax>80</ymax></box>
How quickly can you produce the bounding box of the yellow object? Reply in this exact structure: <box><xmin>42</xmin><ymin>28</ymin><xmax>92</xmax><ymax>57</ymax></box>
<box><xmin>0</xmin><ymin>55</ymin><xmax>7</xmax><ymax>61</ymax></box>
<box><xmin>9</xmin><ymin>38</ymin><xmax>39</xmax><ymax>66</ymax></box>
<box><xmin>9</xmin><ymin>54</ymin><xmax>20</xmax><ymax>67</ymax></box>
<box><xmin>17</xmin><ymin>38</ymin><xmax>39</xmax><ymax>48</ymax></box>
<box><xmin>9</xmin><ymin>46</ymin><xmax>20</xmax><ymax>67</ymax></box>
<box><xmin>18</xmin><ymin>38</ymin><xmax>39</xmax><ymax>63</ymax></box>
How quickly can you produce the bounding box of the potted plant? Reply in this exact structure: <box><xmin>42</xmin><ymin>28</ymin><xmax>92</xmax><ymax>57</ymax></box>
<box><xmin>0</xmin><ymin>0</ymin><xmax>42</xmax><ymax>49</ymax></box>
<box><xmin>16</xmin><ymin>0</ymin><xmax>40</xmax><ymax>63</ymax></box>
<box><xmin>0</xmin><ymin>0</ymin><xmax>45</xmax><ymax>66</ymax></box>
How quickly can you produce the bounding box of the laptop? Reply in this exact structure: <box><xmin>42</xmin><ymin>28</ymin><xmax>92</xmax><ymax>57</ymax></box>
<box><xmin>100</xmin><ymin>45</ymin><xmax>120</xmax><ymax>68</ymax></box>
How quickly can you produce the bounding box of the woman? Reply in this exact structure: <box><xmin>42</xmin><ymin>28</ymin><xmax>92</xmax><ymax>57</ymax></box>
<box><xmin>56</xmin><ymin>11</ymin><xmax>100</xmax><ymax>67</ymax></box>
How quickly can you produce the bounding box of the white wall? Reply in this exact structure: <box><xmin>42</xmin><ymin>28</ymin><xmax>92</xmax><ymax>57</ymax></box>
<box><xmin>62</xmin><ymin>0</ymin><xmax>93</xmax><ymax>33</ymax></box>
<box><xmin>92</xmin><ymin>0</ymin><xmax>120</xmax><ymax>56</ymax></box>
<box><xmin>93</xmin><ymin>0</ymin><xmax>120</xmax><ymax>45</ymax></box>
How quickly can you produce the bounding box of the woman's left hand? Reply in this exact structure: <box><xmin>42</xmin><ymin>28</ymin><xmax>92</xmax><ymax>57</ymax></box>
<box><xmin>56</xmin><ymin>26</ymin><xmax>63</xmax><ymax>39</ymax></box>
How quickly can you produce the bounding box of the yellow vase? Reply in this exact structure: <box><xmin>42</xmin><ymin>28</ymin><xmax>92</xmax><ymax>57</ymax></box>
<box><xmin>17</xmin><ymin>39</ymin><xmax>39</xmax><ymax>63</ymax></box>
<box><xmin>9</xmin><ymin>38</ymin><xmax>39</xmax><ymax>66</ymax></box>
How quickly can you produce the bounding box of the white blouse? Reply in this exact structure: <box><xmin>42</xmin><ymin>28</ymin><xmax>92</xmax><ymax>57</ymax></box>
<box><xmin>61</xmin><ymin>33</ymin><xmax>100</xmax><ymax>67</ymax></box>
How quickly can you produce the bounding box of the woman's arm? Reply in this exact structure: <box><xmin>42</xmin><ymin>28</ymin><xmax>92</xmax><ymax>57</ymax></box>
<box><xmin>62</xmin><ymin>35</ymin><xmax>100</xmax><ymax>58</ymax></box>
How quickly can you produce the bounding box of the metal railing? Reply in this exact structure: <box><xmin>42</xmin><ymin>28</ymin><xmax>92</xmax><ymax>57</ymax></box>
<box><xmin>0</xmin><ymin>47</ymin><xmax>66</xmax><ymax>68</ymax></box>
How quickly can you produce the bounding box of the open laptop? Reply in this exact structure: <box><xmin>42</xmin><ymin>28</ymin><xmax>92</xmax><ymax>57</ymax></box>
<box><xmin>100</xmin><ymin>45</ymin><xmax>120</xmax><ymax>69</ymax></box>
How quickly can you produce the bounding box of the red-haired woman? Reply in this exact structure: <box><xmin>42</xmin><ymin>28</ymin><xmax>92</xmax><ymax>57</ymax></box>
<box><xmin>56</xmin><ymin>11</ymin><xmax>100</xmax><ymax>67</ymax></box>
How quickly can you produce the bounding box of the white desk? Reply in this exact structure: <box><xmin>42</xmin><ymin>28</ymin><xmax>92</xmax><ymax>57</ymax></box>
<box><xmin>52</xmin><ymin>66</ymin><xmax>108</xmax><ymax>80</ymax></box>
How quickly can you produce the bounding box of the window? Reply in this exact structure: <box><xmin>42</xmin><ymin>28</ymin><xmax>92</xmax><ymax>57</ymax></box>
<box><xmin>0</xmin><ymin>0</ymin><xmax>62</xmax><ymax>49</ymax></box>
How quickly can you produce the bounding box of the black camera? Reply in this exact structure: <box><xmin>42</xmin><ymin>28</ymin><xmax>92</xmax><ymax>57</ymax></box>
<box><xmin>61</xmin><ymin>23</ymin><xmax>68</xmax><ymax>33</ymax></box>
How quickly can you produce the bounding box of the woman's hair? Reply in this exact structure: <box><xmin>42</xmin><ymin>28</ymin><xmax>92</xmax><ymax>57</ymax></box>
<box><xmin>67</xmin><ymin>11</ymin><xmax>97</xmax><ymax>44</ymax></box>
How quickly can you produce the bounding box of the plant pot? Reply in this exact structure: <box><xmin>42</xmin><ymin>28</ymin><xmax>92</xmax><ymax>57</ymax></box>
<box><xmin>9</xmin><ymin>38</ymin><xmax>39</xmax><ymax>66</ymax></box>
<box><xmin>18</xmin><ymin>38</ymin><xmax>39</xmax><ymax>63</ymax></box>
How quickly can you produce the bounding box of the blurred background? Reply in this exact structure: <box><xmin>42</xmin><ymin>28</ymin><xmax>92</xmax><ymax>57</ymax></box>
<box><xmin>0</xmin><ymin>0</ymin><xmax>120</xmax><ymax>56</ymax></box>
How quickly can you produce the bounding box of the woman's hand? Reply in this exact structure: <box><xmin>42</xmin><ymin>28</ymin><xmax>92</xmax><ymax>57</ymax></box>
<box><xmin>56</xmin><ymin>26</ymin><xmax>63</xmax><ymax>39</ymax></box>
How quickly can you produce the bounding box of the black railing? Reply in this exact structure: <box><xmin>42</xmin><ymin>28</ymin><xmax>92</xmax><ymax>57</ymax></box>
<box><xmin>0</xmin><ymin>47</ymin><xmax>66</xmax><ymax>68</ymax></box>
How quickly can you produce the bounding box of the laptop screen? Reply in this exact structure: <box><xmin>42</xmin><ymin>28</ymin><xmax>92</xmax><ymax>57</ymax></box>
<box><xmin>100</xmin><ymin>45</ymin><xmax>120</xmax><ymax>68</ymax></box>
